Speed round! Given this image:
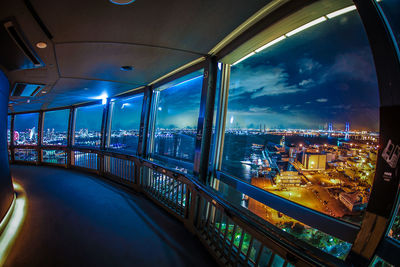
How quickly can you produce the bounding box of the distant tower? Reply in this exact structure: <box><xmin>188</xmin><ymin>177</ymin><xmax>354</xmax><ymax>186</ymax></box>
<box><xmin>345</xmin><ymin>122</ymin><xmax>350</xmax><ymax>140</ymax></box>
<box><xmin>264</xmin><ymin>124</ymin><xmax>266</xmax><ymax>133</ymax></box>
<box><xmin>328</xmin><ymin>123</ymin><xmax>333</xmax><ymax>132</ymax></box>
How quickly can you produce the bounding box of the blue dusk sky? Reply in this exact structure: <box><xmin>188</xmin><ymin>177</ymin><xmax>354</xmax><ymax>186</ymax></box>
<box><xmin>227</xmin><ymin>11</ymin><xmax>380</xmax><ymax>132</ymax></box>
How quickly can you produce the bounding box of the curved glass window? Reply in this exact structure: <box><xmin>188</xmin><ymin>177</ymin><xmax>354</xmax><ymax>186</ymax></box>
<box><xmin>377</xmin><ymin>0</ymin><xmax>400</xmax><ymax>47</ymax></box>
<box><xmin>148</xmin><ymin>70</ymin><xmax>203</xmax><ymax>172</ymax></box>
<box><xmin>74</xmin><ymin>104</ymin><xmax>104</xmax><ymax>147</ymax></box>
<box><xmin>43</xmin><ymin>109</ymin><xmax>69</xmax><ymax>146</ymax></box>
<box><xmin>14</xmin><ymin>113</ymin><xmax>39</xmax><ymax>145</ymax></box>
<box><xmin>108</xmin><ymin>94</ymin><xmax>143</xmax><ymax>153</ymax></box>
<box><xmin>219</xmin><ymin>6</ymin><xmax>379</xmax><ymax>258</ymax></box>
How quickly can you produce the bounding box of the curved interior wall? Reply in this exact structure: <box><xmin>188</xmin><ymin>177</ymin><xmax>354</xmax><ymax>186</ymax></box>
<box><xmin>0</xmin><ymin>70</ymin><xmax>13</xmax><ymax>222</ymax></box>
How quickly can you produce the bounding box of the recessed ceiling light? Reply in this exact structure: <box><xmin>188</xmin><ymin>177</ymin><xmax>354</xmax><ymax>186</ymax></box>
<box><xmin>110</xmin><ymin>0</ymin><xmax>135</xmax><ymax>5</ymax></box>
<box><xmin>120</xmin><ymin>65</ymin><xmax>134</xmax><ymax>71</ymax></box>
<box><xmin>36</xmin><ymin>42</ymin><xmax>47</xmax><ymax>49</ymax></box>
<box><xmin>42</xmin><ymin>91</ymin><xmax>47</xmax><ymax>94</ymax></box>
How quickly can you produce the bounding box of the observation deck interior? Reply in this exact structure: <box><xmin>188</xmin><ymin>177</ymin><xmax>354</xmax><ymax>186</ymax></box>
<box><xmin>1</xmin><ymin>0</ymin><xmax>400</xmax><ymax>267</ymax></box>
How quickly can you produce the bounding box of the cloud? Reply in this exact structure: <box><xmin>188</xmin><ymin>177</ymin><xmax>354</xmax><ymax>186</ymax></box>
<box><xmin>331</xmin><ymin>104</ymin><xmax>352</xmax><ymax>110</ymax></box>
<box><xmin>229</xmin><ymin>64</ymin><xmax>304</xmax><ymax>99</ymax></box>
<box><xmin>298</xmin><ymin>79</ymin><xmax>314</xmax><ymax>87</ymax></box>
<box><xmin>248</xmin><ymin>106</ymin><xmax>272</xmax><ymax>113</ymax></box>
<box><xmin>316</xmin><ymin>98</ymin><xmax>328</xmax><ymax>103</ymax></box>
<box><xmin>298</xmin><ymin>58</ymin><xmax>322</xmax><ymax>74</ymax></box>
<box><xmin>325</xmin><ymin>49</ymin><xmax>376</xmax><ymax>84</ymax></box>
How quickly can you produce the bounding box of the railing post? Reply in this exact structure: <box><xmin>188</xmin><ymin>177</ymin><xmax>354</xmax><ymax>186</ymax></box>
<box><xmin>184</xmin><ymin>186</ymin><xmax>200</xmax><ymax>234</ymax></box>
<box><xmin>193</xmin><ymin>56</ymin><xmax>218</xmax><ymax>184</ymax></box>
<box><xmin>37</xmin><ymin>110</ymin><xmax>44</xmax><ymax>165</ymax></box>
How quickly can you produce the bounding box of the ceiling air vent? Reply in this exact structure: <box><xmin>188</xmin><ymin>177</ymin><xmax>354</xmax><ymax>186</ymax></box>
<box><xmin>11</xmin><ymin>83</ymin><xmax>45</xmax><ymax>97</ymax></box>
<box><xmin>1</xmin><ymin>20</ymin><xmax>43</xmax><ymax>69</ymax></box>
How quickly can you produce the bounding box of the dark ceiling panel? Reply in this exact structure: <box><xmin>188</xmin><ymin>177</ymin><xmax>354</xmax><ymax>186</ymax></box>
<box><xmin>29</xmin><ymin>0</ymin><xmax>269</xmax><ymax>54</ymax></box>
<box><xmin>55</xmin><ymin>42</ymin><xmax>199</xmax><ymax>84</ymax></box>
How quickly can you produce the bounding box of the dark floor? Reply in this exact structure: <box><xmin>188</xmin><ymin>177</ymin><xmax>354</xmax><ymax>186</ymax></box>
<box><xmin>6</xmin><ymin>165</ymin><xmax>217</xmax><ymax>267</ymax></box>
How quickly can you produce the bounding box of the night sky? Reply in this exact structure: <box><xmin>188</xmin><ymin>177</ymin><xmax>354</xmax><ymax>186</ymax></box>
<box><xmin>154</xmin><ymin>70</ymin><xmax>203</xmax><ymax>129</ymax></box>
<box><xmin>227</xmin><ymin>11</ymin><xmax>380</xmax><ymax>132</ymax></box>
<box><xmin>110</xmin><ymin>94</ymin><xmax>143</xmax><ymax>130</ymax></box>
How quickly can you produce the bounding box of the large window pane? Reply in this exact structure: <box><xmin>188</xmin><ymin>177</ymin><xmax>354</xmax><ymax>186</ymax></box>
<box><xmin>108</xmin><ymin>94</ymin><xmax>143</xmax><ymax>153</ymax></box>
<box><xmin>220</xmin><ymin>6</ymin><xmax>379</xmax><ymax>254</ymax></box>
<box><xmin>148</xmin><ymin>70</ymin><xmax>203</xmax><ymax>172</ymax></box>
<box><xmin>43</xmin><ymin>109</ymin><xmax>69</xmax><ymax>146</ymax></box>
<box><xmin>14</xmin><ymin>113</ymin><xmax>39</xmax><ymax>145</ymax></box>
<box><xmin>74</xmin><ymin>104</ymin><xmax>103</xmax><ymax>147</ymax></box>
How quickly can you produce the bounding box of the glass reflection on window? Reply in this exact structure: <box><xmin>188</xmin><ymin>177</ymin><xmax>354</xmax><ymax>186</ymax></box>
<box><xmin>148</xmin><ymin>70</ymin><xmax>204</xmax><ymax>172</ymax></box>
<box><xmin>108</xmin><ymin>94</ymin><xmax>143</xmax><ymax>153</ymax></box>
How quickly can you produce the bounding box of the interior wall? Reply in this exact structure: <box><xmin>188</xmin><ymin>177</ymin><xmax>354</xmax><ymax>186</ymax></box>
<box><xmin>0</xmin><ymin>70</ymin><xmax>13</xmax><ymax>222</ymax></box>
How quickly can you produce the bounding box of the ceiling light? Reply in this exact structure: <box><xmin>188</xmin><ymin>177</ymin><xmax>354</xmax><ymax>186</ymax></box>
<box><xmin>232</xmin><ymin>52</ymin><xmax>255</xmax><ymax>66</ymax></box>
<box><xmin>326</xmin><ymin>6</ymin><xmax>357</xmax><ymax>19</ymax></box>
<box><xmin>94</xmin><ymin>93</ymin><xmax>108</xmax><ymax>105</ymax></box>
<box><xmin>286</xmin><ymin>17</ymin><xmax>327</xmax><ymax>37</ymax></box>
<box><xmin>42</xmin><ymin>91</ymin><xmax>47</xmax><ymax>94</ymax></box>
<box><xmin>255</xmin><ymin>35</ymin><xmax>286</xmax><ymax>53</ymax></box>
<box><xmin>109</xmin><ymin>0</ymin><xmax>135</xmax><ymax>5</ymax></box>
<box><xmin>36</xmin><ymin>42</ymin><xmax>47</xmax><ymax>49</ymax></box>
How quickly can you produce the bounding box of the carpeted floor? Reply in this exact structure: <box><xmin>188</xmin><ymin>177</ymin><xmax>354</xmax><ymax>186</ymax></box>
<box><xmin>6</xmin><ymin>165</ymin><xmax>217</xmax><ymax>267</ymax></box>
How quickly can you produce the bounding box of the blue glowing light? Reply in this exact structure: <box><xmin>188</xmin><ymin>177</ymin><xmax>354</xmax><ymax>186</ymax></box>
<box><xmin>109</xmin><ymin>0</ymin><xmax>136</xmax><ymax>5</ymax></box>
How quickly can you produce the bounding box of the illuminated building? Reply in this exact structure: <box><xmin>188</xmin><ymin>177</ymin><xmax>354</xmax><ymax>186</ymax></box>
<box><xmin>339</xmin><ymin>192</ymin><xmax>367</xmax><ymax>212</ymax></box>
<box><xmin>301</xmin><ymin>152</ymin><xmax>327</xmax><ymax>170</ymax></box>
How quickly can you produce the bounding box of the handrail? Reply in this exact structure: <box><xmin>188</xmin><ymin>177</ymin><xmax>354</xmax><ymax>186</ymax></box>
<box><xmin>216</xmin><ymin>171</ymin><xmax>360</xmax><ymax>244</ymax></box>
<box><xmin>67</xmin><ymin>148</ymin><xmax>350</xmax><ymax>265</ymax></box>
<box><xmin>9</xmin><ymin>146</ymin><xmax>376</xmax><ymax>266</ymax></box>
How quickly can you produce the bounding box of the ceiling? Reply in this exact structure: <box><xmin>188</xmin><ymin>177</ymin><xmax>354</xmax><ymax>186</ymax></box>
<box><xmin>0</xmin><ymin>0</ymin><xmax>269</xmax><ymax>113</ymax></box>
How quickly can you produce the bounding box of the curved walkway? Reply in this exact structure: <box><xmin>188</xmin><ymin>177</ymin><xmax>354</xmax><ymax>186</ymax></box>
<box><xmin>6</xmin><ymin>165</ymin><xmax>217</xmax><ymax>267</ymax></box>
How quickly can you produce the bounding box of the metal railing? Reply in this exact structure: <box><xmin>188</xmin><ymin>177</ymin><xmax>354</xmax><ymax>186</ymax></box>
<box><xmin>10</xmin><ymin>146</ymin><xmax>353</xmax><ymax>266</ymax></box>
